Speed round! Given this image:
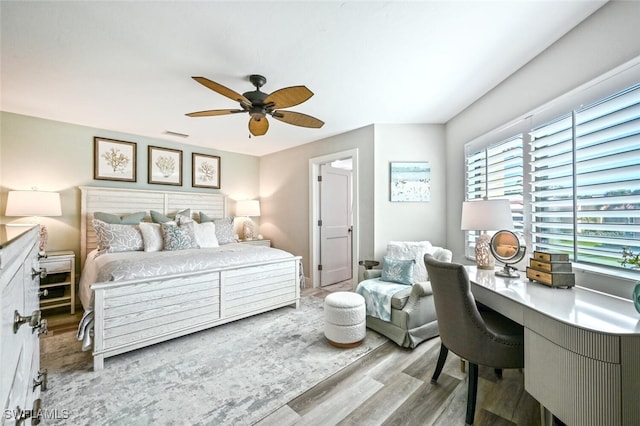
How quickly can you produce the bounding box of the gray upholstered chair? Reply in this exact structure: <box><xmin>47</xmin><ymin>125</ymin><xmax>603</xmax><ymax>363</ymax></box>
<box><xmin>356</xmin><ymin>242</ymin><xmax>452</xmax><ymax>348</ymax></box>
<box><xmin>424</xmin><ymin>254</ymin><xmax>524</xmax><ymax>426</ymax></box>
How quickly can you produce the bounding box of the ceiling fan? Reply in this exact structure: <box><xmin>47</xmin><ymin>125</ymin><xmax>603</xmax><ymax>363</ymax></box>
<box><xmin>186</xmin><ymin>75</ymin><xmax>324</xmax><ymax>137</ymax></box>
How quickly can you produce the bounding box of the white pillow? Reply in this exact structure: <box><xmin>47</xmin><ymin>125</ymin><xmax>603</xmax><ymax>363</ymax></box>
<box><xmin>139</xmin><ymin>222</ymin><xmax>171</xmax><ymax>252</ymax></box>
<box><xmin>193</xmin><ymin>222</ymin><xmax>219</xmax><ymax>248</ymax></box>
<box><xmin>386</xmin><ymin>241</ymin><xmax>434</xmax><ymax>282</ymax></box>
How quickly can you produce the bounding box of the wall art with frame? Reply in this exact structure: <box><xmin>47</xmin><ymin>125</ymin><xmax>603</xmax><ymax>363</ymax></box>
<box><xmin>389</xmin><ymin>161</ymin><xmax>431</xmax><ymax>202</ymax></box>
<box><xmin>148</xmin><ymin>146</ymin><xmax>183</xmax><ymax>186</ymax></box>
<box><xmin>192</xmin><ymin>153</ymin><xmax>221</xmax><ymax>189</ymax></box>
<box><xmin>94</xmin><ymin>137</ymin><xmax>137</xmax><ymax>182</ymax></box>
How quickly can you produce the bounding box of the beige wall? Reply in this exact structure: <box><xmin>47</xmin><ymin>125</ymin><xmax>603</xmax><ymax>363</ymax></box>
<box><xmin>373</xmin><ymin>124</ymin><xmax>446</xmax><ymax>259</ymax></box>
<box><xmin>259</xmin><ymin>123</ymin><xmax>447</xmax><ymax>283</ymax></box>
<box><xmin>259</xmin><ymin>125</ymin><xmax>375</xmax><ymax>281</ymax></box>
<box><xmin>0</xmin><ymin>112</ymin><xmax>260</xmax><ymax>267</ymax></box>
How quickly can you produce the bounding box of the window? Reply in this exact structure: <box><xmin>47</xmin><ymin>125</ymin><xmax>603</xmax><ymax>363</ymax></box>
<box><xmin>530</xmin><ymin>84</ymin><xmax>640</xmax><ymax>267</ymax></box>
<box><xmin>466</xmin><ymin>81</ymin><xmax>640</xmax><ymax>271</ymax></box>
<box><xmin>464</xmin><ymin>135</ymin><xmax>524</xmax><ymax>258</ymax></box>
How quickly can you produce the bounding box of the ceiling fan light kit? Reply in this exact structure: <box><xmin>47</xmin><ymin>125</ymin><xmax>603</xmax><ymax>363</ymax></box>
<box><xmin>186</xmin><ymin>74</ymin><xmax>324</xmax><ymax>137</ymax></box>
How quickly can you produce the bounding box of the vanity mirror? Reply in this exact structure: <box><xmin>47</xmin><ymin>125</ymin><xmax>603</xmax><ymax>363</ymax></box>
<box><xmin>489</xmin><ymin>230</ymin><xmax>526</xmax><ymax>278</ymax></box>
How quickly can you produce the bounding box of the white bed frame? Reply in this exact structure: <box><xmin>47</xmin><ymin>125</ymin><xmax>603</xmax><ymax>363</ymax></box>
<box><xmin>80</xmin><ymin>186</ymin><xmax>301</xmax><ymax>370</ymax></box>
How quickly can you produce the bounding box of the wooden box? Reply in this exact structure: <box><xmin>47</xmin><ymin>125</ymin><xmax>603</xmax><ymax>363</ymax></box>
<box><xmin>526</xmin><ymin>267</ymin><xmax>575</xmax><ymax>288</ymax></box>
<box><xmin>533</xmin><ymin>251</ymin><xmax>570</xmax><ymax>262</ymax></box>
<box><xmin>527</xmin><ymin>251</ymin><xmax>575</xmax><ymax>288</ymax></box>
<box><xmin>529</xmin><ymin>259</ymin><xmax>573</xmax><ymax>273</ymax></box>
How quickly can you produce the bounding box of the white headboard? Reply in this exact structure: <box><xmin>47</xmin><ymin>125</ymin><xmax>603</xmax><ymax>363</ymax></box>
<box><xmin>79</xmin><ymin>186</ymin><xmax>227</xmax><ymax>268</ymax></box>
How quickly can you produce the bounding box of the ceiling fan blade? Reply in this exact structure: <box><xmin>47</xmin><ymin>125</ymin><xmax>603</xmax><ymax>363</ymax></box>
<box><xmin>186</xmin><ymin>109</ymin><xmax>245</xmax><ymax>117</ymax></box>
<box><xmin>192</xmin><ymin>77</ymin><xmax>251</xmax><ymax>105</ymax></box>
<box><xmin>249</xmin><ymin>116</ymin><xmax>269</xmax><ymax>136</ymax></box>
<box><xmin>272</xmin><ymin>110</ymin><xmax>324</xmax><ymax>128</ymax></box>
<box><xmin>264</xmin><ymin>86</ymin><xmax>313</xmax><ymax>109</ymax></box>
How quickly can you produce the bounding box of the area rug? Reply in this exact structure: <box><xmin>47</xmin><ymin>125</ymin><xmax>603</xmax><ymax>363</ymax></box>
<box><xmin>41</xmin><ymin>295</ymin><xmax>386</xmax><ymax>425</ymax></box>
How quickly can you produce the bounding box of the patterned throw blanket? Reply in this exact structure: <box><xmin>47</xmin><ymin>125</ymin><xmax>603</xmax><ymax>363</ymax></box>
<box><xmin>356</xmin><ymin>280</ymin><xmax>408</xmax><ymax>322</ymax></box>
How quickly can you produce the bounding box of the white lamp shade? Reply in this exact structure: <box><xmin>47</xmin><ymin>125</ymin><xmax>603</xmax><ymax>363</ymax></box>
<box><xmin>460</xmin><ymin>199</ymin><xmax>513</xmax><ymax>231</ymax></box>
<box><xmin>235</xmin><ymin>199</ymin><xmax>261</xmax><ymax>217</ymax></box>
<box><xmin>5</xmin><ymin>191</ymin><xmax>62</xmax><ymax>217</ymax></box>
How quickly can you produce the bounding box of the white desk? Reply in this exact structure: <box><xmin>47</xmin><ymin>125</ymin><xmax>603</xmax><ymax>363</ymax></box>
<box><xmin>466</xmin><ymin>266</ymin><xmax>640</xmax><ymax>426</ymax></box>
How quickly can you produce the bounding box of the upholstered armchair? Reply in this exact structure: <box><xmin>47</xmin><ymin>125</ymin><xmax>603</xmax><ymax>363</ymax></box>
<box><xmin>356</xmin><ymin>241</ymin><xmax>452</xmax><ymax>348</ymax></box>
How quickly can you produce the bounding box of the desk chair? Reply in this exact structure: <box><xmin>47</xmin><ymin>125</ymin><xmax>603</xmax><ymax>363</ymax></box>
<box><xmin>424</xmin><ymin>254</ymin><xmax>524</xmax><ymax>426</ymax></box>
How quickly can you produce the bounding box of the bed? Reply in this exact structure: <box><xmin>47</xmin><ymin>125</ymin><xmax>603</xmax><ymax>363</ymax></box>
<box><xmin>77</xmin><ymin>186</ymin><xmax>302</xmax><ymax>371</ymax></box>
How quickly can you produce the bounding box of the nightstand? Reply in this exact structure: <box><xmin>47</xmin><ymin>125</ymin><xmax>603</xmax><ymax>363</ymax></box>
<box><xmin>39</xmin><ymin>250</ymin><xmax>76</xmax><ymax>314</ymax></box>
<box><xmin>239</xmin><ymin>239</ymin><xmax>271</xmax><ymax>247</ymax></box>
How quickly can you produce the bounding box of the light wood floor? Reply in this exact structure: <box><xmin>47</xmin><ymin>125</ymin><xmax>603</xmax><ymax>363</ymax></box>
<box><xmin>254</xmin><ymin>280</ymin><xmax>544</xmax><ymax>426</ymax></box>
<box><xmin>43</xmin><ymin>280</ymin><xmax>548</xmax><ymax>426</ymax></box>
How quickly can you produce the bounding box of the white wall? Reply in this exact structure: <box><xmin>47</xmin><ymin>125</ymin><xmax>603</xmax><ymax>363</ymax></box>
<box><xmin>373</xmin><ymin>124</ymin><xmax>446</xmax><ymax>259</ymax></box>
<box><xmin>446</xmin><ymin>0</ymin><xmax>640</xmax><ymax>261</ymax></box>
<box><xmin>444</xmin><ymin>1</ymin><xmax>640</xmax><ymax>297</ymax></box>
<box><xmin>0</xmin><ymin>112</ymin><xmax>260</xmax><ymax>262</ymax></box>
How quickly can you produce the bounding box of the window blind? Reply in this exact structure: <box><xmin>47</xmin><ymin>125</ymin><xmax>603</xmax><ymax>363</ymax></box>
<box><xmin>465</xmin><ymin>135</ymin><xmax>524</xmax><ymax>258</ymax></box>
<box><xmin>530</xmin><ymin>84</ymin><xmax>640</xmax><ymax>266</ymax></box>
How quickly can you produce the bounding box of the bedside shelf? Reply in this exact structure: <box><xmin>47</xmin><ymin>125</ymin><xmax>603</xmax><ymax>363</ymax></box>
<box><xmin>40</xmin><ymin>250</ymin><xmax>76</xmax><ymax>314</ymax></box>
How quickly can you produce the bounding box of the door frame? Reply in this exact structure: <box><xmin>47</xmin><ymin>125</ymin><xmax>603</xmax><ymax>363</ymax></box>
<box><xmin>309</xmin><ymin>148</ymin><xmax>359</xmax><ymax>289</ymax></box>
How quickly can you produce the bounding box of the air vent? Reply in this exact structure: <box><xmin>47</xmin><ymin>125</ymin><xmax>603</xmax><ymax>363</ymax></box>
<box><xmin>163</xmin><ymin>130</ymin><xmax>189</xmax><ymax>138</ymax></box>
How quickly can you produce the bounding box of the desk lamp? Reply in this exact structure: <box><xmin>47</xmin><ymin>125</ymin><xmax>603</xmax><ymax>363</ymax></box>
<box><xmin>460</xmin><ymin>199</ymin><xmax>513</xmax><ymax>269</ymax></box>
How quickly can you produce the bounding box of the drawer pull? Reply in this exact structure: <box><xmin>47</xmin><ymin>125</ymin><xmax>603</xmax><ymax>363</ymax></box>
<box><xmin>13</xmin><ymin>310</ymin><xmax>48</xmax><ymax>335</ymax></box>
<box><xmin>32</xmin><ymin>267</ymin><xmax>47</xmax><ymax>280</ymax></box>
<box><xmin>15</xmin><ymin>399</ymin><xmax>42</xmax><ymax>425</ymax></box>
<box><xmin>38</xmin><ymin>289</ymin><xmax>49</xmax><ymax>297</ymax></box>
<box><xmin>33</xmin><ymin>370</ymin><xmax>48</xmax><ymax>392</ymax></box>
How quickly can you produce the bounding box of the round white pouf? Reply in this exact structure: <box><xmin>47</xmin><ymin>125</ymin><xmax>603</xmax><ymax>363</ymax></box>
<box><xmin>324</xmin><ymin>291</ymin><xmax>366</xmax><ymax>348</ymax></box>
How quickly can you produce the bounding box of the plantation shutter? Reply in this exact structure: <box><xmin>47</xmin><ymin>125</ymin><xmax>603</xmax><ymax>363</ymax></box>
<box><xmin>529</xmin><ymin>113</ymin><xmax>575</xmax><ymax>259</ymax></box>
<box><xmin>465</xmin><ymin>135</ymin><xmax>524</xmax><ymax>258</ymax></box>
<box><xmin>573</xmin><ymin>84</ymin><xmax>640</xmax><ymax>266</ymax></box>
<box><xmin>530</xmin><ymin>84</ymin><xmax>640</xmax><ymax>266</ymax></box>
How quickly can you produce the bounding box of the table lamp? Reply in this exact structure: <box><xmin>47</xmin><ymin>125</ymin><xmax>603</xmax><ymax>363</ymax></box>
<box><xmin>235</xmin><ymin>199</ymin><xmax>261</xmax><ymax>240</ymax></box>
<box><xmin>5</xmin><ymin>190</ymin><xmax>62</xmax><ymax>254</ymax></box>
<box><xmin>460</xmin><ymin>199</ymin><xmax>513</xmax><ymax>269</ymax></box>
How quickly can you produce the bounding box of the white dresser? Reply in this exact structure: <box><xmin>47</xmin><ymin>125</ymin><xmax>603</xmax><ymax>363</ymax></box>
<box><xmin>1</xmin><ymin>225</ymin><xmax>47</xmax><ymax>425</ymax></box>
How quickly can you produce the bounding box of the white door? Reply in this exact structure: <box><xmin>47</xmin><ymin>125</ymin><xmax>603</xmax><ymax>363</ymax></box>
<box><xmin>319</xmin><ymin>164</ymin><xmax>352</xmax><ymax>286</ymax></box>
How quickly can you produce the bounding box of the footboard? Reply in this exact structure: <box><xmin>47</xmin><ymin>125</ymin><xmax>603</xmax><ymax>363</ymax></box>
<box><xmin>92</xmin><ymin>257</ymin><xmax>301</xmax><ymax>370</ymax></box>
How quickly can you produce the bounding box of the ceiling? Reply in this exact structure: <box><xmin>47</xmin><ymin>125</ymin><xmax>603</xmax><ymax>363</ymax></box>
<box><xmin>1</xmin><ymin>1</ymin><xmax>607</xmax><ymax>157</ymax></box>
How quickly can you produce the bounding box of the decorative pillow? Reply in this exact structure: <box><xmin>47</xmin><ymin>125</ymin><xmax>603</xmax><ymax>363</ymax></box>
<box><xmin>94</xmin><ymin>211</ymin><xmax>146</xmax><ymax>224</ymax></box>
<box><xmin>176</xmin><ymin>214</ymin><xmax>218</xmax><ymax>247</ymax></box>
<box><xmin>380</xmin><ymin>257</ymin><xmax>415</xmax><ymax>285</ymax></box>
<box><xmin>151</xmin><ymin>209</ymin><xmax>191</xmax><ymax>223</ymax></box>
<box><xmin>92</xmin><ymin>219</ymin><xmax>143</xmax><ymax>254</ymax></box>
<box><xmin>161</xmin><ymin>222</ymin><xmax>198</xmax><ymax>251</ymax></box>
<box><xmin>214</xmin><ymin>217</ymin><xmax>238</xmax><ymax>244</ymax></box>
<box><xmin>386</xmin><ymin>241</ymin><xmax>433</xmax><ymax>282</ymax></box>
<box><xmin>138</xmin><ymin>222</ymin><xmax>170</xmax><ymax>252</ymax></box>
<box><xmin>175</xmin><ymin>214</ymin><xmax>193</xmax><ymax>225</ymax></box>
<box><xmin>199</xmin><ymin>211</ymin><xmax>213</xmax><ymax>223</ymax></box>
<box><xmin>193</xmin><ymin>222</ymin><xmax>219</xmax><ymax>248</ymax></box>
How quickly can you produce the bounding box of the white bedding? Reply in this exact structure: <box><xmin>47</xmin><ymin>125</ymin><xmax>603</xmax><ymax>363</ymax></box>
<box><xmin>79</xmin><ymin>243</ymin><xmax>294</xmax><ymax>310</ymax></box>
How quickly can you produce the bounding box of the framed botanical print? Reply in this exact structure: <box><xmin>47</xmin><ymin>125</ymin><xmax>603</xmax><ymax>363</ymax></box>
<box><xmin>192</xmin><ymin>153</ymin><xmax>221</xmax><ymax>189</ymax></box>
<box><xmin>148</xmin><ymin>146</ymin><xmax>182</xmax><ymax>186</ymax></box>
<box><xmin>94</xmin><ymin>137</ymin><xmax>137</xmax><ymax>182</ymax></box>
